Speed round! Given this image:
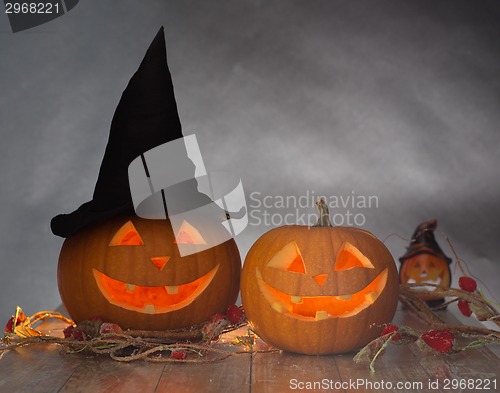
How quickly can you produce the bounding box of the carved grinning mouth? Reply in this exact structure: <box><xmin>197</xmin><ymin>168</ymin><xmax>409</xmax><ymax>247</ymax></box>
<box><xmin>93</xmin><ymin>264</ymin><xmax>219</xmax><ymax>314</ymax></box>
<box><xmin>406</xmin><ymin>277</ymin><xmax>442</xmax><ymax>292</ymax></box>
<box><xmin>257</xmin><ymin>268</ymin><xmax>388</xmax><ymax>320</ymax></box>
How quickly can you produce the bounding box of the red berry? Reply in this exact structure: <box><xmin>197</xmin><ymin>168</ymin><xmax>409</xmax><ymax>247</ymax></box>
<box><xmin>226</xmin><ymin>305</ymin><xmax>244</xmax><ymax>325</ymax></box>
<box><xmin>63</xmin><ymin>325</ymin><xmax>87</xmax><ymax>341</ymax></box>
<box><xmin>99</xmin><ymin>322</ymin><xmax>123</xmax><ymax>335</ymax></box>
<box><xmin>459</xmin><ymin>276</ymin><xmax>477</xmax><ymax>292</ymax></box>
<box><xmin>72</xmin><ymin>330</ymin><xmax>86</xmax><ymax>341</ymax></box>
<box><xmin>209</xmin><ymin>313</ymin><xmax>226</xmax><ymax>323</ymax></box>
<box><xmin>421</xmin><ymin>329</ymin><xmax>454</xmax><ymax>353</ymax></box>
<box><xmin>171</xmin><ymin>349</ymin><xmax>187</xmax><ymax>360</ymax></box>
<box><xmin>381</xmin><ymin>324</ymin><xmax>401</xmax><ymax>341</ymax></box>
<box><xmin>457</xmin><ymin>300</ymin><xmax>472</xmax><ymax>317</ymax></box>
<box><xmin>4</xmin><ymin>314</ymin><xmax>24</xmax><ymax>335</ymax></box>
<box><xmin>4</xmin><ymin>317</ymin><xmax>15</xmax><ymax>335</ymax></box>
<box><xmin>63</xmin><ymin>325</ymin><xmax>76</xmax><ymax>339</ymax></box>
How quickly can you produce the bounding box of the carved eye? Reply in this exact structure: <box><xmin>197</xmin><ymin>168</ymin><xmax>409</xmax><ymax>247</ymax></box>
<box><xmin>174</xmin><ymin>220</ymin><xmax>207</xmax><ymax>245</ymax></box>
<box><xmin>333</xmin><ymin>242</ymin><xmax>374</xmax><ymax>271</ymax></box>
<box><xmin>267</xmin><ymin>241</ymin><xmax>306</xmax><ymax>274</ymax></box>
<box><xmin>109</xmin><ymin>221</ymin><xmax>144</xmax><ymax>246</ymax></box>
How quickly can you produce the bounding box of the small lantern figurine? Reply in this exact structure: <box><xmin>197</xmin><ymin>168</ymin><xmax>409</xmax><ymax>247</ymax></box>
<box><xmin>399</xmin><ymin>219</ymin><xmax>452</xmax><ymax>307</ymax></box>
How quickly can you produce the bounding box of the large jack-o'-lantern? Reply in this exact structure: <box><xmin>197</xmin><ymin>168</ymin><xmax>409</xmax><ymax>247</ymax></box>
<box><xmin>241</xmin><ymin>199</ymin><xmax>399</xmax><ymax>355</ymax></box>
<box><xmin>399</xmin><ymin>219</ymin><xmax>451</xmax><ymax>307</ymax></box>
<box><xmin>58</xmin><ymin>214</ymin><xmax>241</xmax><ymax>330</ymax></box>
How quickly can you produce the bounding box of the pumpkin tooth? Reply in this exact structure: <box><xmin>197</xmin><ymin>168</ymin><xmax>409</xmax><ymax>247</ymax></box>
<box><xmin>166</xmin><ymin>286</ymin><xmax>178</xmax><ymax>295</ymax></box>
<box><xmin>315</xmin><ymin>310</ymin><xmax>329</xmax><ymax>320</ymax></box>
<box><xmin>271</xmin><ymin>302</ymin><xmax>284</xmax><ymax>313</ymax></box>
<box><xmin>125</xmin><ymin>283</ymin><xmax>136</xmax><ymax>291</ymax></box>
<box><xmin>290</xmin><ymin>296</ymin><xmax>303</xmax><ymax>304</ymax></box>
<box><xmin>338</xmin><ymin>294</ymin><xmax>352</xmax><ymax>300</ymax></box>
<box><xmin>365</xmin><ymin>291</ymin><xmax>378</xmax><ymax>302</ymax></box>
<box><xmin>144</xmin><ymin>304</ymin><xmax>155</xmax><ymax>314</ymax></box>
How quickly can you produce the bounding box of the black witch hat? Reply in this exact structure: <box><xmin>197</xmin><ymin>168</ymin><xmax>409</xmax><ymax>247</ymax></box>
<box><xmin>399</xmin><ymin>219</ymin><xmax>452</xmax><ymax>265</ymax></box>
<box><xmin>51</xmin><ymin>27</ymin><xmax>186</xmax><ymax>237</ymax></box>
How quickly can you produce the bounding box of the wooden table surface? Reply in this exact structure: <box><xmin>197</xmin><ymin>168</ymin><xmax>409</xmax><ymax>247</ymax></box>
<box><xmin>0</xmin><ymin>306</ymin><xmax>498</xmax><ymax>393</ymax></box>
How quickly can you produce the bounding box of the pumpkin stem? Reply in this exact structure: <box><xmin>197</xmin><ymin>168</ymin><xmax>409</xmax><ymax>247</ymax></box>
<box><xmin>313</xmin><ymin>198</ymin><xmax>332</xmax><ymax>227</ymax></box>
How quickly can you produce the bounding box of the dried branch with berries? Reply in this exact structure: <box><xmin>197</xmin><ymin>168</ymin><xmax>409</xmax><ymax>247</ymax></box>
<box><xmin>355</xmin><ymin>275</ymin><xmax>500</xmax><ymax>372</ymax></box>
<box><xmin>1</xmin><ymin>305</ymin><xmax>254</xmax><ymax>363</ymax></box>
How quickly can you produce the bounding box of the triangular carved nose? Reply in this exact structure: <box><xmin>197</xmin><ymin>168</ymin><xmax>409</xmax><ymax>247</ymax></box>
<box><xmin>313</xmin><ymin>274</ymin><xmax>327</xmax><ymax>286</ymax></box>
<box><xmin>150</xmin><ymin>256</ymin><xmax>170</xmax><ymax>271</ymax></box>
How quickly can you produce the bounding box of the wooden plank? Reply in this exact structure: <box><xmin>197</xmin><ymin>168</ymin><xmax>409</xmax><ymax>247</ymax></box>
<box><xmin>397</xmin><ymin>306</ymin><xmax>500</xmax><ymax>381</ymax></box>
<box><xmin>58</xmin><ymin>356</ymin><xmax>165</xmax><ymax>393</ymax></box>
<box><xmin>369</xmin><ymin>306</ymin><xmax>500</xmax><ymax>393</ymax></box>
<box><xmin>155</xmin><ymin>353</ymin><xmax>251</xmax><ymax>393</ymax></box>
<box><xmin>0</xmin><ymin>344</ymin><xmax>80</xmax><ymax>393</ymax></box>
<box><xmin>251</xmin><ymin>351</ymin><xmax>343</xmax><ymax>393</ymax></box>
<box><xmin>249</xmin><ymin>306</ymin><xmax>499</xmax><ymax>393</ymax></box>
<box><xmin>335</xmin><ymin>352</ymin><xmax>440</xmax><ymax>393</ymax></box>
<box><xmin>1</xmin><ymin>305</ymin><xmax>498</xmax><ymax>393</ymax></box>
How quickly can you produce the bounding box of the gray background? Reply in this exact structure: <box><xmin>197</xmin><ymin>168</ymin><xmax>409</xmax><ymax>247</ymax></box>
<box><xmin>0</xmin><ymin>0</ymin><xmax>499</xmax><ymax>326</ymax></box>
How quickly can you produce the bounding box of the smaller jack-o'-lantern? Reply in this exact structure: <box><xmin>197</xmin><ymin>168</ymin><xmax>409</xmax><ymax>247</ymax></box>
<box><xmin>399</xmin><ymin>219</ymin><xmax>451</xmax><ymax>306</ymax></box>
<box><xmin>241</xmin><ymin>199</ymin><xmax>399</xmax><ymax>355</ymax></box>
<box><xmin>58</xmin><ymin>214</ymin><xmax>241</xmax><ymax>330</ymax></box>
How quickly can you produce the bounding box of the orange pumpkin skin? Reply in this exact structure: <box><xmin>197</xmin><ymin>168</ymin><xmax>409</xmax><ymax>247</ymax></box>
<box><xmin>399</xmin><ymin>252</ymin><xmax>451</xmax><ymax>300</ymax></box>
<box><xmin>58</xmin><ymin>214</ymin><xmax>241</xmax><ymax>330</ymax></box>
<box><xmin>241</xmin><ymin>225</ymin><xmax>399</xmax><ymax>355</ymax></box>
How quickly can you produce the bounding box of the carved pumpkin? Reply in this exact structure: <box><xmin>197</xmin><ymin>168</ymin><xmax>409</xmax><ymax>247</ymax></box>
<box><xmin>399</xmin><ymin>219</ymin><xmax>451</xmax><ymax>306</ymax></box>
<box><xmin>241</xmin><ymin>200</ymin><xmax>399</xmax><ymax>355</ymax></box>
<box><xmin>58</xmin><ymin>214</ymin><xmax>241</xmax><ymax>330</ymax></box>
